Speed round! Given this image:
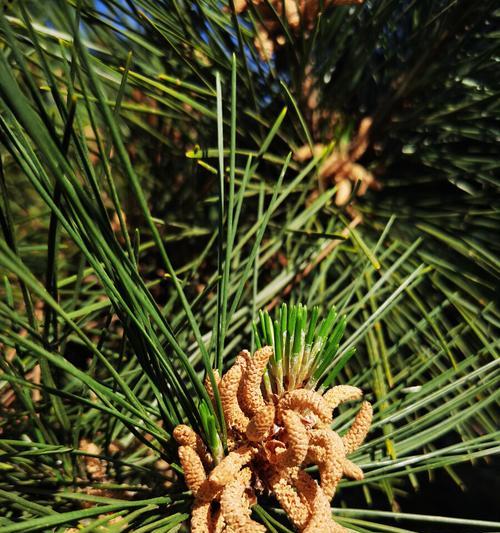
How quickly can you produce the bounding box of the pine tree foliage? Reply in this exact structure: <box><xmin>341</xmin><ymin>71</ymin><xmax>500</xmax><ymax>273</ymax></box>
<box><xmin>0</xmin><ymin>0</ymin><xmax>498</xmax><ymax>531</ymax></box>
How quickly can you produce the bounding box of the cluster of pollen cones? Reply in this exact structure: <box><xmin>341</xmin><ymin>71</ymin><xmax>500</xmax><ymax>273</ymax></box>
<box><xmin>233</xmin><ymin>0</ymin><xmax>364</xmax><ymax>60</ymax></box>
<box><xmin>174</xmin><ymin>346</ymin><xmax>373</xmax><ymax>532</ymax></box>
<box><xmin>234</xmin><ymin>0</ymin><xmax>364</xmax><ymax>34</ymax></box>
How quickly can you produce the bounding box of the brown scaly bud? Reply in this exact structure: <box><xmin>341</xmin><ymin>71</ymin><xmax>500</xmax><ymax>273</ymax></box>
<box><xmin>233</xmin><ymin>0</ymin><xmax>247</xmax><ymax>13</ymax></box>
<box><xmin>254</xmin><ymin>28</ymin><xmax>275</xmax><ymax>62</ymax></box>
<box><xmin>237</xmin><ymin>349</ymin><xmax>251</xmax><ymax>364</ymax></box>
<box><xmin>241</xmin><ymin>346</ymin><xmax>273</xmax><ymax>416</ymax></box>
<box><xmin>191</xmin><ymin>499</ymin><xmax>212</xmax><ymax>533</ymax></box>
<box><xmin>308</xmin><ymin>429</ymin><xmax>344</xmax><ymax>499</ymax></box>
<box><xmin>274</xmin><ymin>410</ymin><xmax>309</xmax><ymax>468</ymax></box>
<box><xmin>173</xmin><ymin>425</ymin><xmax>213</xmax><ymax>469</ymax></box>
<box><xmin>237</xmin><ymin>350</ymin><xmax>250</xmax><ymax>407</ymax></box>
<box><xmin>279</xmin><ymin>389</ymin><xmax>332</xmax><ymax>425</ymax></box>
<box><xmin>334</xmin><ymin>178</ymin><xmax>352</xmax><ymax>206</ymax></box>
<box><xmin>177</xmin><ymin>445</ymin><xmax>206</xmax><ymax>495</ymax></box>
<box><xmin>342</xmin><ymin>401</ymin><xmax>373</xmax><ymax>455</ymax></box>
<box><xmin>294</xmin><ymin>143</ymin><xmax>325</xmax><ymax>162</ymax></box>
<box><xmin>268</xmin><ymin>470</ymin><xmax>310</xmax><ymax>530</ymax></box>
<box><xmin>173</xmin><ymin>425</ymin><xmax>199</xmax><ymax>447</ymax></box>
<box><xmin>322</xmin><ymin>385</ymin><xmax>363</xmax><ymax>411</ymax></box>
<box><xmin>297</xmin><ymin>469</ymin><xmax>341</xmax><ymax>529</ymax></box>
<box><xmin>220</xmin><ymin>467</ymin><xmax>266</xmax><ymax>533</ymax></box>
<box><xmin>282</xmin><ymin>0</ymin><xmax>300</xmax><ymax>29</ymax></box>
<box><xmin>193</xmin><ymin>479</ymin><xmax>219</xmax><ymax>505</ymax></box>
<box><xmin>349</xmin><ymin>163</ymin><xmax>375</xmax><ymax>196</ymax></box>
<box><xmin>305</xmin><ymin>443</ymin><xmax>325</xmax><ymax>464</ymax></box>
<box><xmin>209</xmin><ymin>446</ymin><xmax>256</xmax><ymax>488</ymax></box>
<box><xmin>246</xmin><ymin>403</ymin><xmax>275</xmax><ymax>442</ymax></box>
<box><xmin>299</xmin><ymin>470</ymin><xmax>346</xmax><ymax>533</ymax></box>
<box><xmin>204</xmin><ymin>370</ymin><xmax>221</xmax><ymax>404</ymax></box>
<box><xmin>79</xmin><ymin>439</ymin><xmax>107</xmax><ymax>482</ymax></box>
<box><xmin>293</xmin><ymin>469</ymin><xmax>317</xmax><ymax>512</ymax></box>
<box><xmin>220</xmin><ymin>356</ymin><xmax>250</xmax><ymax>433</ymax></box>
<box><xmin>349</xmin><ymin>116</ymin><xmax>372</xmax><ymax>162</ymax></box>
<box><xmin>319</xmin><ymin>152</ymin><xmax>343</xmax><ymax>181</ymax></box>
<box><xmin>342</xmin><ymin>458</ymin><xmax>364</xmax><ymax>480</ymax></box>
<box><xmin>194</xmin><ymin>447</ymin><xmax>257</xmax><ymax>506</ymax></box>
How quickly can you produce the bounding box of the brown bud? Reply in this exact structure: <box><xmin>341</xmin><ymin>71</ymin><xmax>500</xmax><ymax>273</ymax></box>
<box><xmin>322</xmin><ymin>385</ymin><xmax>363</xmax><ymax>411</ymax></box>
<box><xmin>342</xmin><ymin>401</ymin><xmax>373</xmax><ymax>455</ymax></box>
<box><xmin>241</xmin><ymin>346</ymin><xmax>273</xmax><ymax>416</ymax></box>
<box><xmin>246</xmin><ymin>404</ymin><xmax>276</xmax><ymax>442</ymax></box>
<box><xmin>178</xmin><ymin>445</ymin><xmax>206</xmax><ymax>495</ymax></box>
<box><xmin>279</xmin><ymin>389</ymin><xmax>332</xmax><ymax>425</ymax></box>
<box><xmin>220</xmin><ymin>356</ymin><xmax>250</xmax><ymax>433</ymax></box>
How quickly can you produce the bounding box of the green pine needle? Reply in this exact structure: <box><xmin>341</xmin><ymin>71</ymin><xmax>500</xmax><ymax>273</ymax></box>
<box><xmin>253</xmin><ymin>302</ymin><xmax>353</xmax><ymax>393</ymax></box>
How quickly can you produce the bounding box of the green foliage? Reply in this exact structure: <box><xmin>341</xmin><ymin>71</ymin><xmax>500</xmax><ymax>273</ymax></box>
<box><xmin>0</xmin><ymin>0</ymin><xmax>498</xmax><ymax>531</ymax></box>
<box><xmin>254</xmin><ymin>302</ymin><xmax>356</xmax><ymax>392</ymax></box>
